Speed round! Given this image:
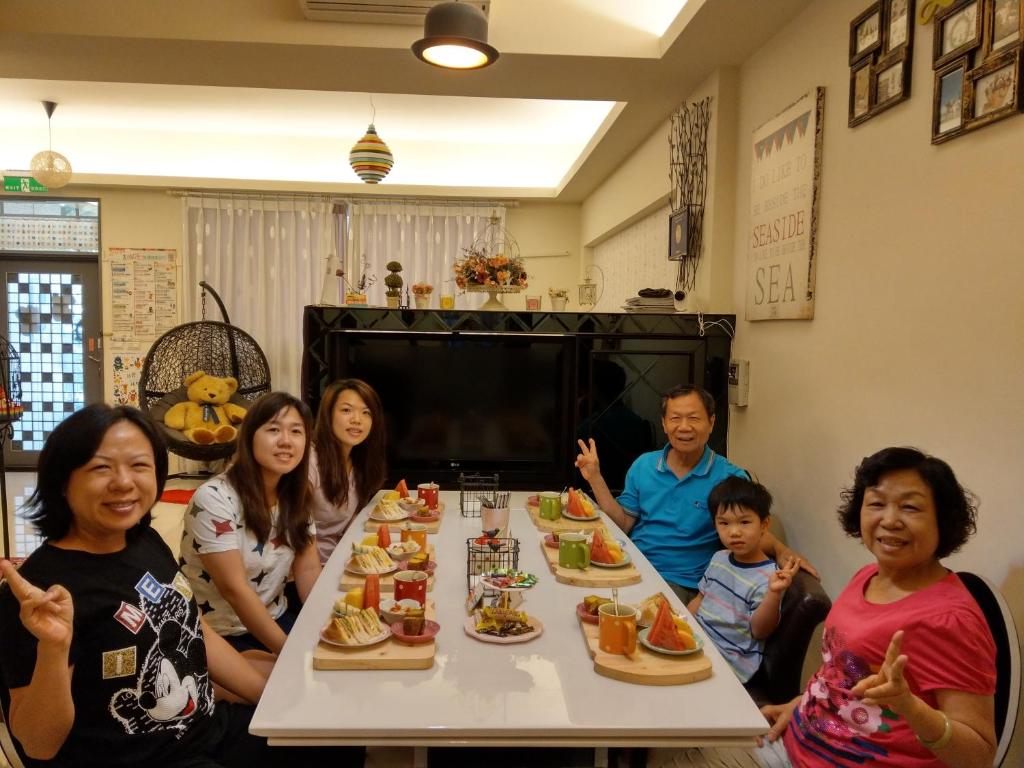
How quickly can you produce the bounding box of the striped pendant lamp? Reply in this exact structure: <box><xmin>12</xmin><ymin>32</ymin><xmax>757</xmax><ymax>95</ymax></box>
<box><xmin>349</xmin><ymin>123</ymin><xmax>394</xmax><ymax>184</ymax></box>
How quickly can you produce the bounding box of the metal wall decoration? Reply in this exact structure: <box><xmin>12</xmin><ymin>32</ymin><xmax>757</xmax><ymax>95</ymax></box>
<box><xmin>849</xmin><ymin>0</ymin><xmax>916</xmax><ymax>127</ymax></box>
<box><xmin>0</xmin><ymin>334</ymin><xmax>23</xmax><ymax>557</ymax></box>
<box><xmin>668</xmin><ymin>97</ymin><xmax>711</xmax><ymax>297</ymax></box>
<box><xmin>931</xmin><ymin>0</ymin><xmax>1023</xmax><ymax>143</ymax></box>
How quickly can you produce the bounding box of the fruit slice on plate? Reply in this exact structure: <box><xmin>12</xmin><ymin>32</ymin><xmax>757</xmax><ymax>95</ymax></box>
<box><xmin>395</xmin><ymin>478</ymin><xmax>410</xmax><ymax>498</ymax></box>
<box><xmin>647</xmin><ymin>599</ymin><xmax>686</xmax><ymax>651</ymax></box>
<box><xmin>639</xmin><ymin>626</ymin><xmax>703</xmax><ymax>656</ymax></box>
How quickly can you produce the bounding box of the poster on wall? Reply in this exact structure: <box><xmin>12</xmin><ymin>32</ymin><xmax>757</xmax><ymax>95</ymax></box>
<box><xmin>110</xmin><ymin>346</ymin><xmax>145</xmax><ymax>406</ymax></box>
<box><xmin>108</xmin><ymin>248</ymin><xmax>178</xmax><ymax>341</ymax></box>
<box><xmin>745</xmin><ymin>88</ymin><xmax>825</xmax><ymax>321</ymax></box>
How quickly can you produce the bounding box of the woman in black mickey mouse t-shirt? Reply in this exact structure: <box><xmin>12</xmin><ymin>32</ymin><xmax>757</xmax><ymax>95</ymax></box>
<box><xmin>0</xmin><ymin>405</ymin><xmax>357</xmax><ymax>768</ymax></box>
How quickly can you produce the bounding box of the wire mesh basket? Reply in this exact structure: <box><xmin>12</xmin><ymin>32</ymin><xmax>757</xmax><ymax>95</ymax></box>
<box><xmin>0</xmin><ymin>335</ymin><xmax>23</xmax><ymax>424</ymax></box>
<box><xmin>466</xmin><ymin>536</ymin><xmax>520</xmax><ymax>592</ymax></box>
<box><xmin>458</xmin><ymin>472</ymin><xmax>499</xmax><ymax>517</ymax></box>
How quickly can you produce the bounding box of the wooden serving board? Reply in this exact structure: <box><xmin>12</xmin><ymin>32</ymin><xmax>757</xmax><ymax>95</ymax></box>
<box><xmin>526</xmin><ymin>503</ymin><xmax>604</xmax><ymax>533</ymax></box>
<box><xmin>540</xmin><ymin>540</ymin><xmax>641</xmax><ymax>587</ymax></box>
<box><xmin>314</xmin><ymin>602</ymin><xmax>437</xmax><ymax>670</ymax></box>
<box><xmin>339</xmin><ymin>569</ymin><xmax>436</xmax><ymax>598</ymax></box>
<box><xmin>364</xmin><ymin>501</ymin><xmax>445</xmax><ymax>534</ymax></box>
<box><xmin>577</xmin><ymin>618</ymin><xmax>711</xmax><ymax>685</ymax></box>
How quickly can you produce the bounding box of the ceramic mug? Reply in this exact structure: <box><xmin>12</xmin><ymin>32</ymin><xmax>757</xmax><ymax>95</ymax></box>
<box><xmin>480</xmin><ymin>505</ymin><xmax>510</xmax><ymax>533</ymax></box>
<box><xmin>598</xmin><ymin>602</ymin><xmax>637</xmax><ymax>655</ymax></box>
<box><xmin>538</xmin><ymin>491</ymin><xmax>561</xmax><ymax>521</ymax></box>
<box><xmin>558</xmin><ymin>532</ymin><xmax>590</xmax><ymax>569</ymax></box>
<box><xmin>417</xmin><ymin>482</ymin><xmax>439</xmax><ymax>510</ymax></box>
<box><xmin>393</xmin><ymin>570</ymin><xmax>428</xmax><ymax>604</ymax></box>
<box><xmin>401</xmin><ymin>523</ymin><xmax>428</xmax><ymax>550</ymax></box>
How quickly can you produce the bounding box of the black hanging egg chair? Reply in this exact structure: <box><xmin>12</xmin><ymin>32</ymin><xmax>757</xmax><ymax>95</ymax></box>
<box><xmin>139</xmin><ymin>282</ymin><xmax>271</xmax><ymax>462</ymax></box>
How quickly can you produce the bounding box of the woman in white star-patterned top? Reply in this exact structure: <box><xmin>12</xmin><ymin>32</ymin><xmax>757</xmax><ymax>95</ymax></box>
<box><xmin>180</xmin><ymin>392</ymin><xmax>322</xmax><ymax>654</ymax></box>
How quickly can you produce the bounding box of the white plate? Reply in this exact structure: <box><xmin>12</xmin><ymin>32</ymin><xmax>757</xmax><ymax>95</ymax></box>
<box><xmin>319</xmin><ymin>624</ymin><xmax>392</xmax><ymax>648</ymax></box>
<box><xmin>463</xmin><ymin>615</ymin><xmax>544</xmax><ymax>644</ymax></box>
<box><xmin>368</xmin><ymin>509</ymin><xmax>408</xmax><ymax>522</ymax></box>
<box><xmin>561</xmin><ymin>509</ymin><xmax>600</xmax><ymax>522</ymax></box>
<box><xmin>590</xmin><ymin>550</ymin><xmax>632</xmax><ymax>568</ymax></box>
<box><xmin>638</xmin><ymin>626</ymin><xmax>704</xmax><ymax>656</ymax></box>
<box><xmin>344</xmin><ymin>558</ymin><xmax>398</xmax><ymax>576</ymax></box>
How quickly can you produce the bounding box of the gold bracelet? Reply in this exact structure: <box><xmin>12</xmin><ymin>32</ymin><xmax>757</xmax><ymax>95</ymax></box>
<box><xmin>917</xmin><ymin>711</ymin><xmax>953</xmax><ymax>750</ymax></box>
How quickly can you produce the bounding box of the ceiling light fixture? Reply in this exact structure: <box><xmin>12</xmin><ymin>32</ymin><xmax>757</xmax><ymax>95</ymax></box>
<box><xmin>30</xmin><ymin>101</ymin><xmax>73</xmax><ymax>190</ymax></box>
<box><xmin>349</xmin><ymin>96</ymin><xmax>394</xmax><ymax>183</ymax></box>
<box><xmin>412</xmin><ymin>2</ymin><xmax>499</xmax><ymax>70</ymax></box>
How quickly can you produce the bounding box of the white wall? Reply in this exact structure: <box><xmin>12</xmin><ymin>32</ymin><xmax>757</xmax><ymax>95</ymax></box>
<box><xmin>728</xmin><ymin>0</ymin><xmax>1024</xmax><ymax>762</ymax></box>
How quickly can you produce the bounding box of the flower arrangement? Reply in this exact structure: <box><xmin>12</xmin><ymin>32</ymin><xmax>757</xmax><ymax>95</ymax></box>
<box><xmin>411</xmin><ymin>282</ymin><xmax>434</xmax><ymax>296</ymax></box>
<box><xmin>548</xmin><ymin>287</ymin><xmax>569</xmax><ymax>299</ymax></box>
<box><xmin>453</xmin><ymin>246</ymin><xmax>528</xmax><ymax>290</ymax></box>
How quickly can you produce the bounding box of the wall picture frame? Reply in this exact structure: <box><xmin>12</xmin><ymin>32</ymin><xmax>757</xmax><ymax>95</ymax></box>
<box><xmin>875</xmin><ymin>52</ymin><xmax>911</xmax><ymax>107</ymax></box>
<box><xmin>851</xmin><ymin>3</ymin><xmax>884</xmax><ymax>63</ymax></box>
<box><xmin>935</xmin><ymin>0</ymin><xmax>983</xmax><ymax>67</ymax></box>
<box><xmin>668</xmin><ymin>208</ymin><xmax>689</xmax><ymax>261</ymax></box>
<box><xmin>849</xmin><ymin>58</ymin><xmax>875</xmax><ymax>125</ymax></box>
<box><xmin>932</xmin><ymin>56</ymin><xmax>970</xmax><ymax>142</ymax></box>
<box><xmin>986</xmin><ymin>0</ymin><xmax>1022</xmax><ymax>54</ymax></box>
<box><xmin>887</xmin><ymin>0</ymin><xmax>914</xmax><ymax>51</ymax></box>
<box><xmin>968</xmin><ymin>48</ymin><xmax>1021</xmax><ymax>126</ymax></box>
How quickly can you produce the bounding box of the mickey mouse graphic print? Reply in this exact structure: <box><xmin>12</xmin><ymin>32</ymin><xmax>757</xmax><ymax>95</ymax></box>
<box><xmin>0</xmin><ymin>527</ymin><xmax>217</xmax><ymax>766</ymax></box>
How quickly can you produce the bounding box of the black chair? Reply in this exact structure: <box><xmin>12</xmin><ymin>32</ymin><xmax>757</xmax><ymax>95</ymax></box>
<box><xmin>958</xmin><ymin>572</ymin><xmax>1020</xmax><ymax>768</ymax></box>
<box><xmin>745</xmin><ymin>570</ymin><xmax>832</xmax><ymax>706</ymax></box>
<box><xmin>138</xmin><ymin>282</ymin><xmax>271</xmax><ymax>463</ymax></box>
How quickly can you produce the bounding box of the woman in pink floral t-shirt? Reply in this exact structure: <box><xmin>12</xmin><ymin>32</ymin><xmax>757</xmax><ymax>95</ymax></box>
<box><xmin>763</xmin><ymin>447</ymin><xmax>997</xmax><ymax>768</ymax></box>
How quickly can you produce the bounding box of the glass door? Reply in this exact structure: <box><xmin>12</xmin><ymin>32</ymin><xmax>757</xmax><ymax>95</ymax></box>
<box><xmin>1</xmin><ymin>257</ymin><xmax>103</xmax><ymax>469</ymax></box>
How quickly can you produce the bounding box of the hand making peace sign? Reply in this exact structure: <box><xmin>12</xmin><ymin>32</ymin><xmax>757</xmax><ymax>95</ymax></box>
<box><xmin>0</xmin><ymin>559</ymin><xmax>74</xmax><ymax>648</ymax></box>
<box><xmin>575</xmin><ymin>438</ymin><xmax>601</xmax><ymax>482</ymax></box>
<box><xmin>850</xmin><ymin>630</ymin><xmax>914</xmax><ymax>712</ymax></box>
<box><xmin>768</xmin><ymin>556</ymin><xmax>801</xmax><ymax>594</ymax></box>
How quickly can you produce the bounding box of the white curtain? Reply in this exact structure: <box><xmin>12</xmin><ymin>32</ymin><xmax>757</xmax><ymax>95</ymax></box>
<box><xmin>340</xmin><ymin>198</ymin><xmax>506</xmax><ymax>308</ymax></box>
<box><xmin>182</xmin><ymin>194</ymin><xmax>335</xmax><ymax>397</ymax></box>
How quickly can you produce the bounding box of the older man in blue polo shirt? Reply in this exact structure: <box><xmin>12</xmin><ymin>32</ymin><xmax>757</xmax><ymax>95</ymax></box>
<box><xmin>576</xmin><ymin>384</ymin><xmax>814</xmax><ymax>603</ymax></box>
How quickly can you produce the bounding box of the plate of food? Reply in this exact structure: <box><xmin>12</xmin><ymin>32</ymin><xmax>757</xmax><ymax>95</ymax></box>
<box><xmin>410</xmin><ymin>510</ymin><xmax>440</xmax><ymax>523</ymax></box>
<box><xmin>638</xmin><ymin>626</ymin><xmax>703</xmax><ymax>656</ymax></box>
<box><xmin>320</xmin><ymin>608</ymin><xmax>392</xmax><ymax>648</ymax></box>
<box><xmin>345</xmin><ymin>544</ymin><xmax>398</xmax><ymax>575</ymax></box>
<box><xmin>368</xmin><ymin>501</ymin><xmax>408</xmax><ymax>523</ymax></box>
<box><xmin>379</xmin><ymin>598</ymin><xmax>423</xmax><ymax>625</ymax></box>
<box><xmin>386</xmin><ymin>540</ymin><xmax>421</xmax><ymax>560</ymax></box>
<box><xmin>589</xmin><ymin>543</ymin><xmax>631</xmax><ymax>568</ymax></box>
<box><xmin>543</xmin><ymin>532</ymin><xmax>560</xmax><ymax>549</ymax></box>
<box><xmin>576</xmin><ymin>595</ymin><xmax>613</xmax><ymax>625</ymax></box>
<box><xmin>390</xmin><ymin>618</ymin><xmax>440</xmax><ymax>646</ymax></box>
<box><xmin>397</xmin><ymin>497</ymin><xmax>428</xmax><ymax>515</ymax></box>
<box><xmin>561</xmin><ymin>488</ymin><xmax>601</xmax><ymax>521</ymax></box>
<box><xmin>636</xmin><ymin>592</ymin><xmax>673</xmax><ymax>628</ymax></box>
<box><xmin>464</xmin><ymin>608</ymin><xmax>543</xmax><ymax>644</ymax></box>
<box><xmin>481</xmin><ymin>569</ymin><xmax>538</xmax><ymax>590</ymax></box>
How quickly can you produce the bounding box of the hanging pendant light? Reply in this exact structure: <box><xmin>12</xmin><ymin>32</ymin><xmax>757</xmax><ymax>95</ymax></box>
<box><xmin>30</xmin><ymin>101</ymin><xmax>73</xmax><ymax>190</ymax></box>
<box><xmin>412</xmin><ymin>2</ymin><xmax>499</xmax><ymax>70</ymax></box>
<box><xmin>349</xmin><ymin>96</ymin><xmax>393</xmax><ymax>184</ymax></box>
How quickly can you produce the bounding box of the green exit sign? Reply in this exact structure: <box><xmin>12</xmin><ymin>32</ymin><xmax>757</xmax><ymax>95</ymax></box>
<box><xmin>3</xmin><ymin>176</ymin><xmax>48</xmax><ymax>193</ymax></box>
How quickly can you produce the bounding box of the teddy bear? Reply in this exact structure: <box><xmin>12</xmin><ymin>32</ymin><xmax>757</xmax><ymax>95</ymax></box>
<box><xmin>163</xmin><ymin>371</ymin><xmax>247</xmax><ymax>444</ymax></box>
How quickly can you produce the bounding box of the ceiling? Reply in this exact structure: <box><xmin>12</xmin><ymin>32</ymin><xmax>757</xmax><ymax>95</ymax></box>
<box><xmin>0</xmin><ymin>0</ymin><xmax>811</xmax><ymax>201</ymax></box>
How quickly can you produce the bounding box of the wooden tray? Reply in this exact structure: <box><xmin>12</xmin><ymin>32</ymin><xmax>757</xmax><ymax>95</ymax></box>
<box><xmin>339</xmin><ymin>568</ymin><xmax>435</xmax><ymax>594</ymax></box>
<box><xmin>577</xmin><ymin>617</ymin><xmax>711</xmax><ymax>685</ymax></box>
<box><xmin>540</xmin><ymin>540</ymin><xmax>641</xmax><ymax>587</ymax></box>
<box><xmin>314</xmin><ymin>602</ymin><xmax>437</xmax><ymax>670</ymax></box>
<box><xmin>364</xmin><ymin>501</ymin><xmax>446</xmax><ymax>534</ymax></box>
<box><xmin>526</xmin><ymin>503</ymin><xmax>604</xmax><ymax>533</ymax></box>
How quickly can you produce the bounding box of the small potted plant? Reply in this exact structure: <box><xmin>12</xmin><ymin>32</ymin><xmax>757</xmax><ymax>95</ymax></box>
<box><xmin>411</xmin><ymin>282</ymin><xmax>434</xmax><ymax>309</ymax></box>
<box><xmin>344</xmin><ymin>258</ymin><xmax>375</xmax><ymax>306</ymax></box>
<box><xmin>548</xmin><ymin>287</ymin><xmax>569</xmax><ymax>311</ymax></box>
<box><xmin>384</xmin><ymin>261</ymin><xmax>404</xmax><ymax>308</ymax></box>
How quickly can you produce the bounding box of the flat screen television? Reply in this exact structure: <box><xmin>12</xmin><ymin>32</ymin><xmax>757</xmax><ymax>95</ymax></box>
<box><xmin>327</xmin><ymin>330</ymin><xmax>576</xmax><ymax>489</ymax></box>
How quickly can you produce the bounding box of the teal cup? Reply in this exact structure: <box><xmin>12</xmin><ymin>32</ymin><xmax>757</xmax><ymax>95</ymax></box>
<box><xmin>558</xmin><ymin>532</ymin><xmax>591</xmax><ymax>569</ymax></box>
<box><xmin>538</xmin><ymin>491</ymin><xmax>562</xmax><ymax>521</ymax></box>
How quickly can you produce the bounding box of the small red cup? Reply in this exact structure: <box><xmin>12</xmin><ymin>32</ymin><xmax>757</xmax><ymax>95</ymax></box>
<box><xmin>417</xmin><ymin>482</ymin><xmax>440</xmax><ymax>510</ymax></box>
<box><xmin>393</xmin><ymin>570</ymin><xmax>428</xmax><ymax>604</ymax></box>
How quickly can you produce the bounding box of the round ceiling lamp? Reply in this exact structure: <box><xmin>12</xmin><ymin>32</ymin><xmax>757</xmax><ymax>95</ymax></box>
<box><xmin>412</xmin><ymin>2</ymin><xmax>499</xmax><ymax>70</ymax></box>
<box><xmin>349</xmin><ymin>123</ymin><xmax>394</xmax><ymax>184</ymax></box>
<box><xmin>30</xmin><ymin>101</ymin><xmax>73</xmax><ymax>190</ymax></box>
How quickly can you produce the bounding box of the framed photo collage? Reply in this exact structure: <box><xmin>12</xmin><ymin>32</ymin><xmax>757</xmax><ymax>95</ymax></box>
<box><xmin>849</xmin><ymin>0</ymin><xmax>915</xmax><ymax>126</ymax></box>
<box><xmin>931</xmin><ymin>0</ymin><xmax>1023</xmax><ymax>143</ymax></box>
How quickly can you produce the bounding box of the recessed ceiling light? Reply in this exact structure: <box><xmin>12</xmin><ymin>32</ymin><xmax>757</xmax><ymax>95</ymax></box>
<box><xmin>412</xmin><ymin>2</ymin><xmax>499</xmax><ymax>70</ymax></box>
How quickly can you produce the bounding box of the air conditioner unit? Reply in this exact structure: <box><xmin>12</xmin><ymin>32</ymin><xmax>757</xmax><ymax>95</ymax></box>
<box><xmin>299</xmin><ymin>0</ymin><xmax>489</xmax><ymax>25</ymax></box>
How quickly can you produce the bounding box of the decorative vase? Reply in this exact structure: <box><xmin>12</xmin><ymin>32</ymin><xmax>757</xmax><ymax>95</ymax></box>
<box><xmin>550</xmin><ymin>296</ymin><xmax>568</xmax><ymax>311</ymax></box>
<box><xmin>414</xmin><ymin>295</ymin><xmax>430</xmax><ymax>309</ymax></box>
<box><xmin>466</xmin><ymin>284</ymin><xmax>523</xmax><ymax>311</ymax></box>
<box><xmin>345</xmin><ymin>292</ymin><xmax>368</xmax><ymax>306</ymax></box>
<box><xmin>385</xmin><ymin>295</ymin><xmax>400</xmax><ymax>309</ymax></box>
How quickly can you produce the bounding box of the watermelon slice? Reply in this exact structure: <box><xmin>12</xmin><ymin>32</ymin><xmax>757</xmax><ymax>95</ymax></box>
<box><xmin>589</xmin><ymin>529</ymin><xmax>614</xmax><ymax>564</ymax></box>
<box><xmin>648</xmin><ymin>600</ymin><xmax>685</xmax><ymax>651</ymax></box>
<box><xmin>396</xmin><ymin>479</ymin><xmax>409</xmax><ymax>498</ymax></box>
<box><xmin>566</xmin><ymin>488</ymin><xmax>587</xmax><ymax>518</ymax></box>
<box><xmin>376</xmin><ymin>524</ymin><xmax>392</xmax><ymax>548</ymax></box>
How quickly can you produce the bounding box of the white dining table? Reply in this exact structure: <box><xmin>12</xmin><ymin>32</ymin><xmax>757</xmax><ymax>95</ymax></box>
<box><xmin>250</xmin><ymin>490</ymin><xmax>768</xmax><ymax>751</ymax></box>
